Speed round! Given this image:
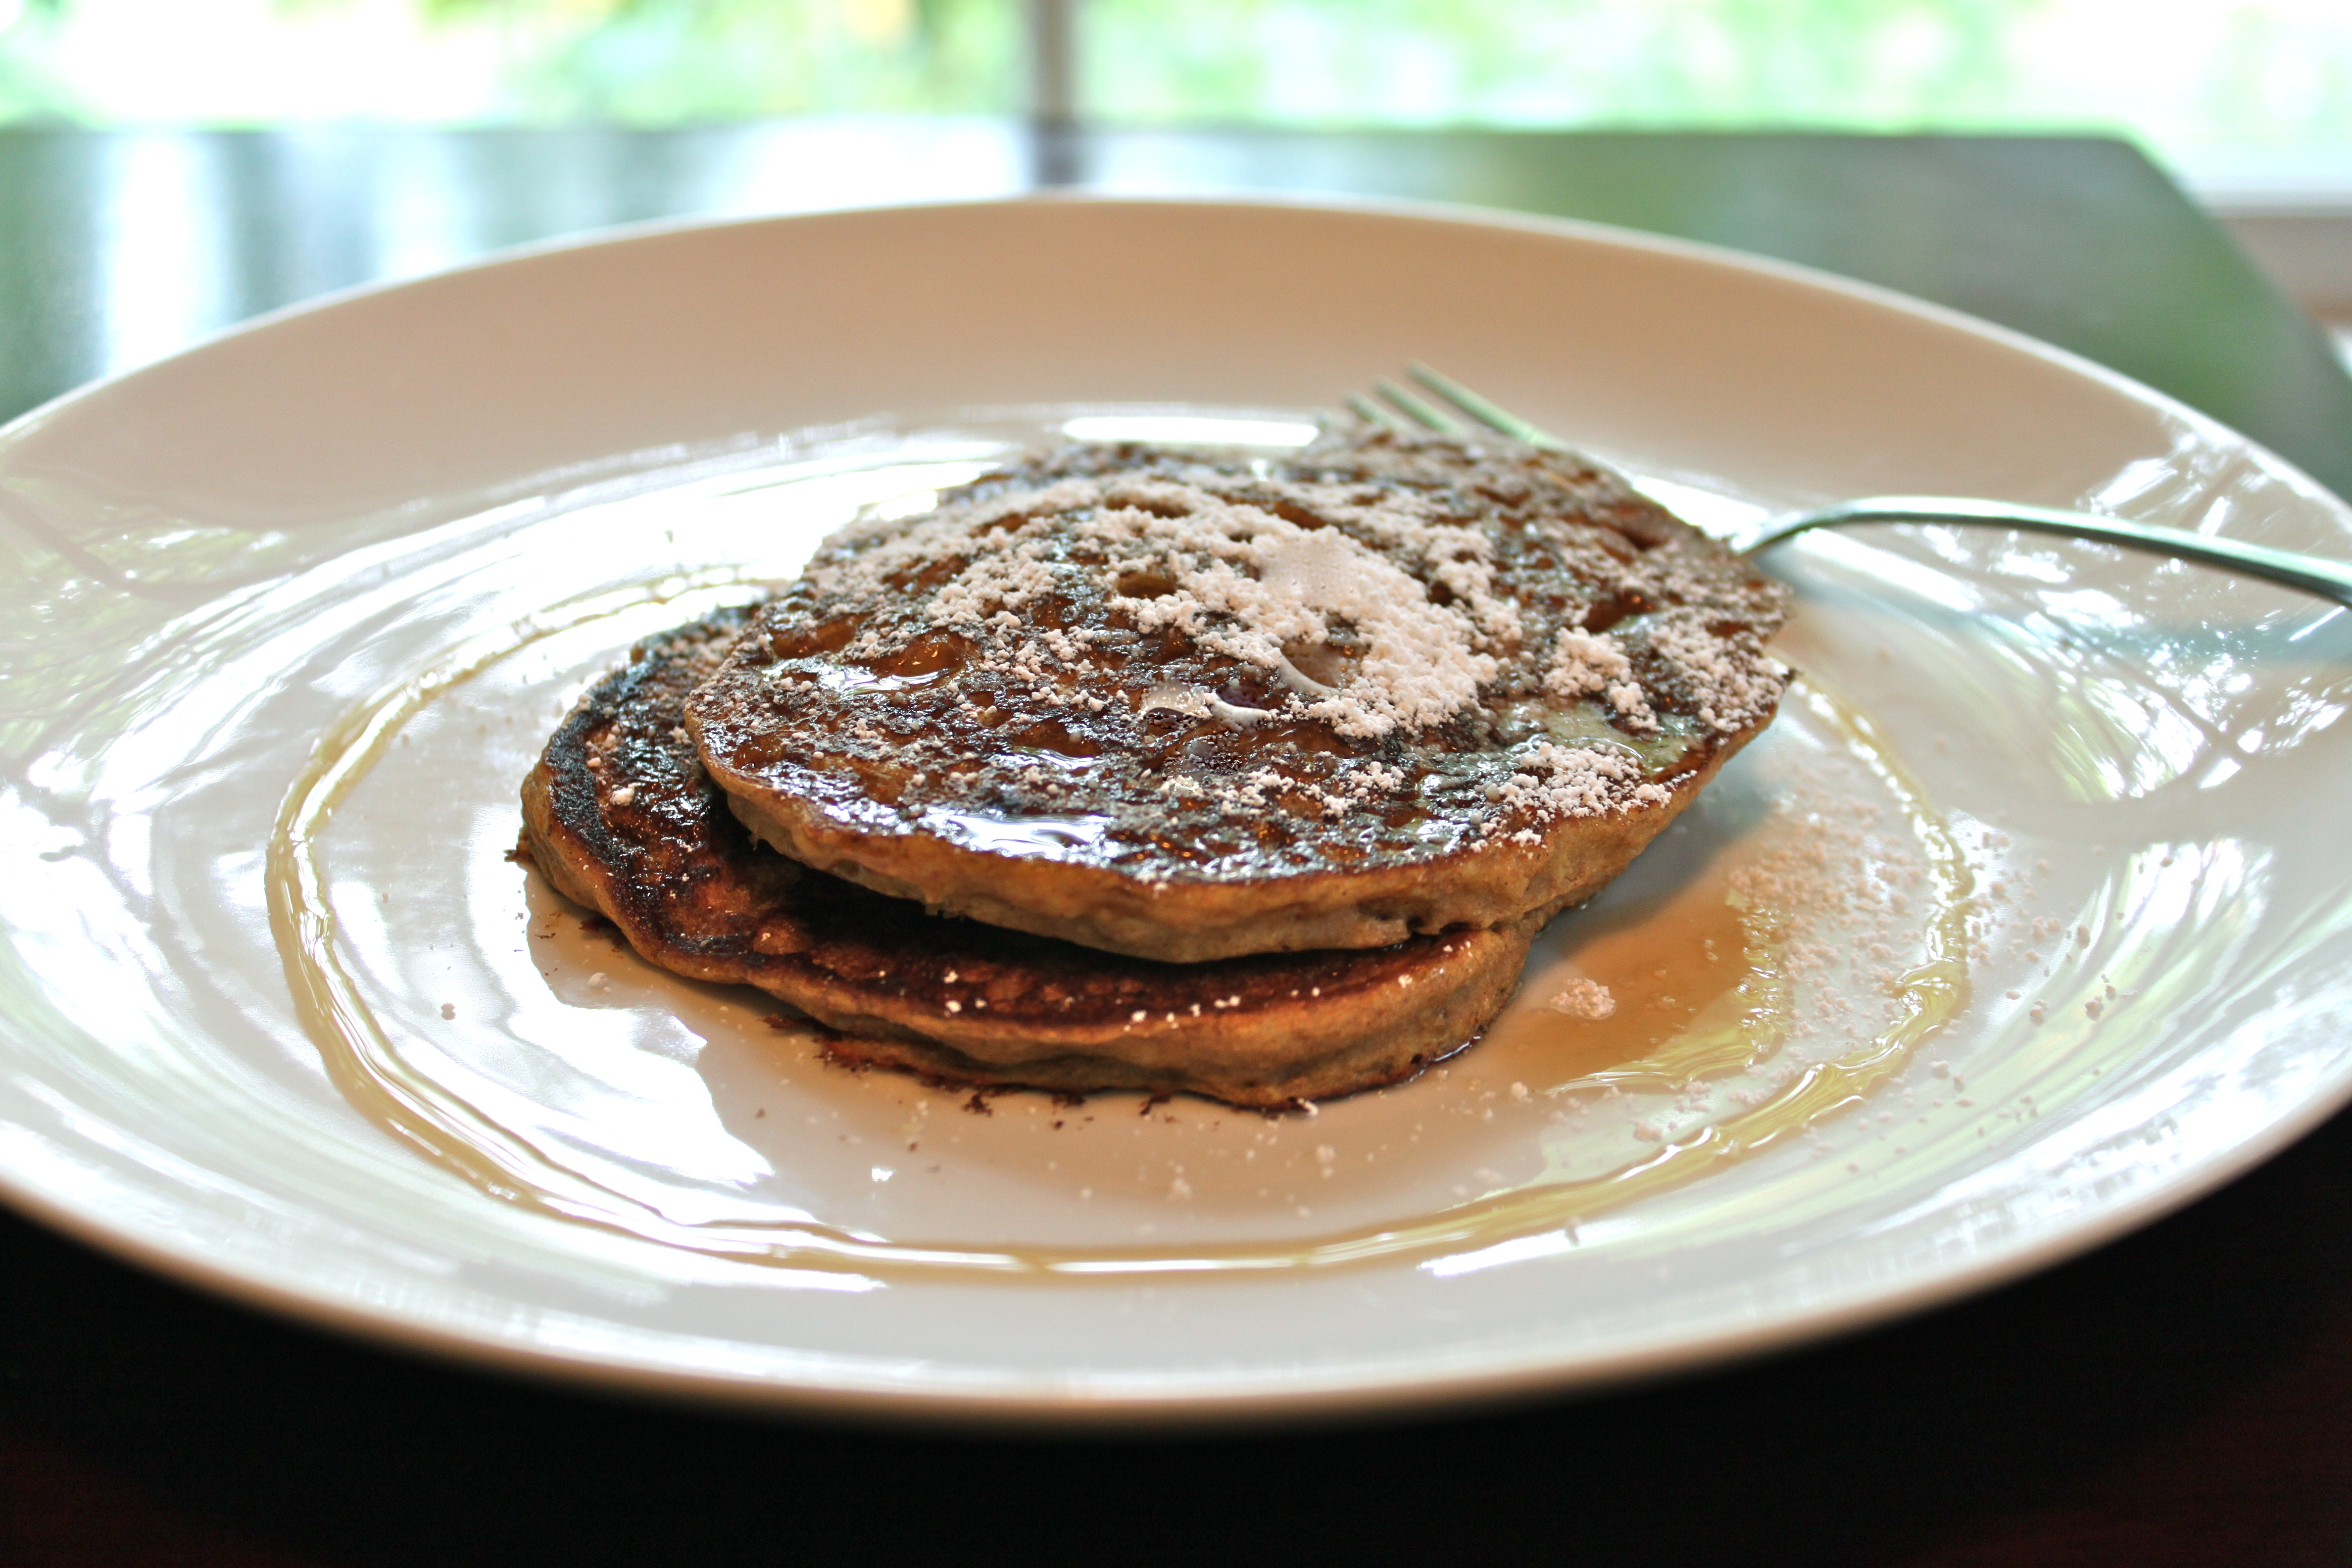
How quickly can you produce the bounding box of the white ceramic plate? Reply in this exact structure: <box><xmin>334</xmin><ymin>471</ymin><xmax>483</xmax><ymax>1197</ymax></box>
<box><xmin>3</xmin><ymin>197</ymin><xmax>2350</xmax><ymax>1423</ymax></box>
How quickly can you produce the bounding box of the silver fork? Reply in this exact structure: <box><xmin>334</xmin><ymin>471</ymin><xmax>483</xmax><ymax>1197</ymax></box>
<box><xmin>1354</xmin><ymin>364</ymin><xmax>2352</xmax><ymax>607</ymax></box>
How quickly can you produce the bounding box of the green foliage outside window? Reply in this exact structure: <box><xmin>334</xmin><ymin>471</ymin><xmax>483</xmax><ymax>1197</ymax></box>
<box><xmin>1093</xmin><ymin>0</ymin><xmax>2044</xmax><ymax>126</ymax></box>
<box><xmin>0</xmin><ymin>0</ymin><xmax>2348</xmax><ymax>168</ymax></box>
<box><xmin>428</xmin><ymin>0</ymin><xmax>1020</xmax><ymax>121</ymax></box>
<box><xmin>1079</xmin><ymin>0</ymin><xmax>2352</xmax><ymax>157</ymax></box>
<box><xmin>0</xmin><ymin>0</ymin><xmax>1021</xmax><ymax>122</ymax></box>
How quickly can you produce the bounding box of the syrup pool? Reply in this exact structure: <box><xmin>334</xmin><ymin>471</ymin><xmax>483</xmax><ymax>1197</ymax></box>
<box><xmin>271</xmin><ymin>418</ymin><xmax>1985</xmax><ymax>1280</ymax></box>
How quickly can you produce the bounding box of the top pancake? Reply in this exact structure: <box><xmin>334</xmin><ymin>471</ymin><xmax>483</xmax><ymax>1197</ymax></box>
<box><xmin>687</xmin><ymin>426</ymin><xmax>1790</xmax><ymax>962</ymax></box>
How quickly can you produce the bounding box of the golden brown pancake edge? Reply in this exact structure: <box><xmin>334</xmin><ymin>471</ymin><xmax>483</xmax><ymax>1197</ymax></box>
<box><xmin>519</xmin><ymin>608</ymin><xmax>1537</xmax><ymax>1108</ymax></box>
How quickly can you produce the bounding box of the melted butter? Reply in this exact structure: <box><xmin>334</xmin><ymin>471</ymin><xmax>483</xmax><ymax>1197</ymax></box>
<box><xmin>1507</xmin><ymin>701</ymin><xmax>1701</xmax><ymax>773</ymax></box>
<box><xmin>816</xmin><ymin>665</ymin><xmax>954</xmax><ymax>694</ymax></box>
<box><xmin>920</xmin><ymin>807</ymin><xmax>1119</xmax><ymax>855</ymax></box>
<box><xmin>998</xmin><ymin>750</ymin><xmax>1099</xmax><ymax>773</ymax></box>
<box><xmin>273</xmin><ymin>571</ymin><xmax>1969</xmax><ymax>1281</ymax></box>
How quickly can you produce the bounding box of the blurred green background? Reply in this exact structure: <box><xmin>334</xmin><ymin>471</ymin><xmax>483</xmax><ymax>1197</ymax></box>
<box><xmin>1</xmin><ymin>0</ymin><xmax>2348</xmax><ymax>176</ymax></box>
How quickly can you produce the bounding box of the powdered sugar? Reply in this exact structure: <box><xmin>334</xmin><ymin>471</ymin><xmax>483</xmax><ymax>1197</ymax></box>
<box><xmin>688</xmin><ymin>428</ymin><xmax>1793</xmax><ymax>885</ymax></box>
<box><xmin>1545</xmin><ymin>629</ymin><xmax>1656</xmax><ymax>731</ymax></box>
<box><xmin>815</xmin><ymin>468</ymin><xmax>1507</xmax><ymax>741</ymax></box>
<box><xmin>1547</xmin><ymin>977</ymin><xmax>1617</xmax><ymax>1019</ymax></box>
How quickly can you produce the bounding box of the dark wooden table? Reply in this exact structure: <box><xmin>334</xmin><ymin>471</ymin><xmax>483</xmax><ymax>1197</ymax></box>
<box><xmin>5</xmin><ymin>124</ymin><xmax>2352</xmax><ymax>1567</ymax></box>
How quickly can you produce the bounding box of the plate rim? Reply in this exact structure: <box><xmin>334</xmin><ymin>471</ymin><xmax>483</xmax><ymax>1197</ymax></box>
<box><xmin>7</xmin><ymin>187</ymin><xmax>2343</xmax><ymax>519</ymax></box>
<box><xmin>7</xmin><ymin>1068</ymin><xmax>2349</xmax><ymax>1430</ymax></box>
<box><xmin>4</xmin><ymin>191</ymin><xmax>2351</xmax><ymax>1425</ymax></box>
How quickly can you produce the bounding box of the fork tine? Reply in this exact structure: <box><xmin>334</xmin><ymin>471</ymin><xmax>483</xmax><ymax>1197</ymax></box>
<box><xmin>1347</xmin><ymin>392</ymin><xmax>1404</xmax><ymax>431</ymax></box>
<box><xmin>1373</xmin><ymin>378</ymin><xmax>1465</xmax><ymax>434</ymax></box>
<box><xmin>1405</xmin><ymin>363</ymin><xmax>1562</xmax><ymax>448</ymax></box>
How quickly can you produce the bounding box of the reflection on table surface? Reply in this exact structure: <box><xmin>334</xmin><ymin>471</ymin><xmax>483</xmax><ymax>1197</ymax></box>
<box><xmin>5</xmin><ymin>122</ymin><xmax>2351</xmax><ymax>503</ymax></box>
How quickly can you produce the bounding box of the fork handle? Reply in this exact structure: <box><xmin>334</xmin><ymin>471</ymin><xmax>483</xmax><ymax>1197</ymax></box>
<box><xmin>1746</xmin><ymin>496</ymin><xmax>2352</xmax><ymax>608</ymax></box>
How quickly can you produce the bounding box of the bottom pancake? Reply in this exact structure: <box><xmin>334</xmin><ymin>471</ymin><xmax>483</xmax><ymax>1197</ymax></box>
<box><xmin>518</xmin><ymin>608</ymin><xmax>1537</xmax><ymax>1108</ymax></box>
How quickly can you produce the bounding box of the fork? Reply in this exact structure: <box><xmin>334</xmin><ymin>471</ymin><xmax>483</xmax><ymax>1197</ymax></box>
<box><xmin>1353</xmin><ymin>364</ymin><xmax>2352</xmax><ymax>608</ymax></box>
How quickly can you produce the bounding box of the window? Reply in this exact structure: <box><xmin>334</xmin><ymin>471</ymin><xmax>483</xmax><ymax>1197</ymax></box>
<box><xmin>2</xmin><ymin>0</ymin><xmax>2346</xmax><ymax>189</ymax></box>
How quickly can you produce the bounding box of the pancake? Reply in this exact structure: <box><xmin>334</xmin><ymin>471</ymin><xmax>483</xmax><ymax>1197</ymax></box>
<box><xmin>519</xmin><ymin>608</ymin><xmax>1537</xmax><ymax>1108</ymax></box>
<box><xmin>686</xmin><ymin>426</ymin><xmax>1790</xmax><ymax>962</ymax></box>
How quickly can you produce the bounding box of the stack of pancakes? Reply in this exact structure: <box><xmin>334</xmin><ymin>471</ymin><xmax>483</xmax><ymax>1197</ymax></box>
<box><xmin>518</xmin><ymin>427</ymin><xmax>1789</xmax><ymax>1107</ymax></box>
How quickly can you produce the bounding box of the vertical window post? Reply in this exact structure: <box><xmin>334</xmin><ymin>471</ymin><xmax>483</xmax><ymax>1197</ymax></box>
<box><xmin>1027</xmin><ymin>0</ymin><xmax>1081</xmax><ymax>187</ymax></box>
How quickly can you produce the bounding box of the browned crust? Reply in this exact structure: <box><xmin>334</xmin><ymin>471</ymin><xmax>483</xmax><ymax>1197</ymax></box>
<box><xmin>718</xmin><ymin>735</ymin><xmax>1748</xmax><ymax>962</ymax></box>
<box><xmin>520</xmin><ymin>610</ymin><xmax>1536</xmax><ymax>1108</ymax></box>
<box><xmin>688</xmin><ymin>427</ymin><xmax>1787</xmax><ymax>962</ymax></box>
<box><xmin>810</xmin><ymin>943</ymin><xmax>1520</xmax><ymax>1103</ymax></box>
